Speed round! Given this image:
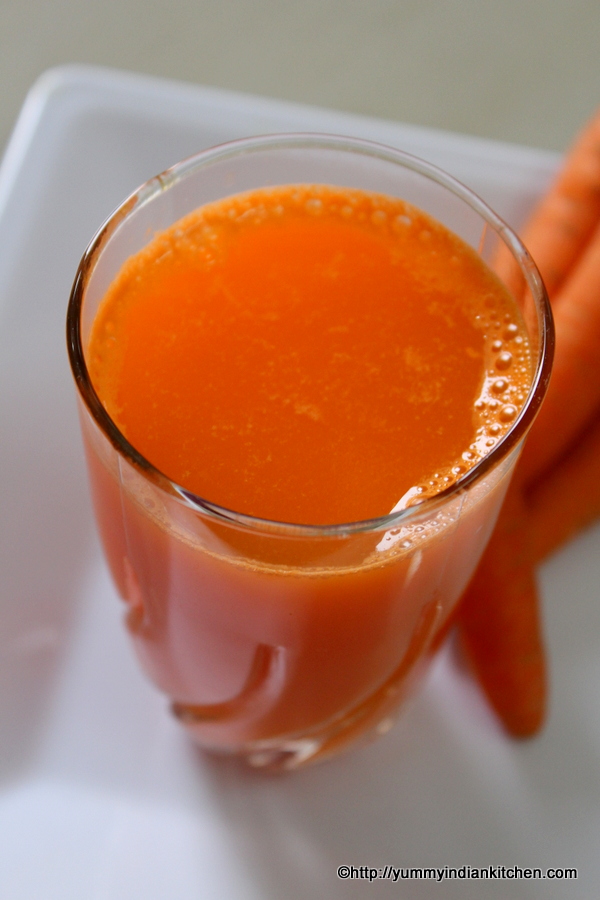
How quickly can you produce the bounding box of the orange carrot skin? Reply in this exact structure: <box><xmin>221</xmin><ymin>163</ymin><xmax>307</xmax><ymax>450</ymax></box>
<box><xmin>528</xmin><ymin>413</ymin><xmax>600</xmax><ymax>562</ymax></box>
<box><xmin>520</xmin><ymin>110</ymin><xmax>600</xmax><ymax>301</ymax></box>
<box><xmin>458</xmin><ymin>490</ymin><xmax>547</xmax><ymax>737</ymax></box>
<box><xmin>458</xmin><ymin>108</ymin><xmax>600</xmax><ymax>738</ymax></box>
<box><xmin>521</xmin><ymin>219</ymin><xmax>600</xmax><ymax>481</ymax></box>
<box><xmin>458</xmin><ymin>410</ymin><xmax>600</xmax><ymax>737</ymax></box>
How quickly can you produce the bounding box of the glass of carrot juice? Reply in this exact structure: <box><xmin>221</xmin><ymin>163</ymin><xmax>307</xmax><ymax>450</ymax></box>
<box><xmin>67</xmin><ymin>135</ymin><xmax>553</xmax><ymax>771</ymax></box>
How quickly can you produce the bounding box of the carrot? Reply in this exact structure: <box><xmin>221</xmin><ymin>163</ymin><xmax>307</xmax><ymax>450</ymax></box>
<box><xmin>459</xmin><ymin>413</ymin><xmax>600</xmax><ymax>736</ymax></box>
<box><xmin>521</xmin><ymin>218</ymin><xmax>600</xmax><ymax>480</ymax></box>
<box><xmin>519</xmin><ymin>110</ymin><xmax>600</xmax><ymax>301</ymax></box>
<box><xmin>459</xmin><ymin>492</ymin><xmax>547</xmax><ymax>737</ymax></box>
<box><xmin>528</xmin><ymin>412</ymin><xmax>600</xmax><ymax>562</ymax></box>
<box><xmin>458</xmin><ymin>107</ymin><xmax>600</xmax><ymax>737</ymax></box>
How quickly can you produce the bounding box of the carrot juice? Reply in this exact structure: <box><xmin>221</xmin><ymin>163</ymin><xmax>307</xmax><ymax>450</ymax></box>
<box><xmin>68</xmin><ymin>136</ymin><xmax>550</xmax><ymax>769</ymax></box>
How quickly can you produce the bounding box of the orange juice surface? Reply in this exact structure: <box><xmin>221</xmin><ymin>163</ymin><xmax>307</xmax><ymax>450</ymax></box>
<box><xmin>89</xmin><ymin>185</ymin><xmax>530</xmax><ymax>525</ymax></box>
<box><xmin>84</xmin><ymin>185</ymin><xmax>531</xmax><ymax>761</ymax></box>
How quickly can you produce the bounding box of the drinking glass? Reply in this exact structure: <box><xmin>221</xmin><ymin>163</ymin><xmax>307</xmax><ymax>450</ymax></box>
<box><xmin>67</xmin><ymin>135</ymin><xmax>553</xmax><ymax>771</ymax></box>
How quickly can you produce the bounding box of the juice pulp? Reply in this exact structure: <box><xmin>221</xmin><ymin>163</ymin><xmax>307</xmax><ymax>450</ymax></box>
<box><xmin>83</xmin><ymin>184</ymin><xmax>531</xmax><ymax>763</ymax></box>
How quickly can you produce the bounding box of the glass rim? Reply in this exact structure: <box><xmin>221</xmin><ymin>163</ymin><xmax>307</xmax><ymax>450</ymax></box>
<box><xmin>67</xmin><ymin>132</ymin><xmax>554</xmax><ymax>538</ymax></box>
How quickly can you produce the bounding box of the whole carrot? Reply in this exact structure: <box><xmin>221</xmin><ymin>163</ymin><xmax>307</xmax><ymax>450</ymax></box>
<box><xmin>458</xmin><ymin>106</ymin><xmax>600</xmax><ymax>737</ymax></box>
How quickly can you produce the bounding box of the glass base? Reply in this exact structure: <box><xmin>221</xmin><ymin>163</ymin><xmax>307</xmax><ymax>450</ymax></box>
<box><xmin>171</xmin><ymin>656</ymin><xmax>429</xmax><ymax>772</ymax></box>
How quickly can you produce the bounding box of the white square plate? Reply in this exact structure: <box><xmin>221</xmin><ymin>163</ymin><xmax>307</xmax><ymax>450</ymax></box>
<box><xmin>0</xmin><ymin>66</ymin><xmax>597</xmax><ymax>899</ymax></box>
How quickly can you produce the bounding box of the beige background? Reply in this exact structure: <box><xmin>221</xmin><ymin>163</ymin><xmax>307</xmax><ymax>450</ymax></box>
<box><xmin>1</xmin><ymin>1</ymin><xmax>599</xmax><ymax>162</ymax></box>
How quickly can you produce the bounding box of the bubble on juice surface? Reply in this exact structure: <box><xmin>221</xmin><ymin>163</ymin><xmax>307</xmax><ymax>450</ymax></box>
<box><xmin>305</xmin><ymin>198</ymin><xmax>323</xmax><ymax>215</ymax></box>
<box><xmin>466</xmin><ymin>282</ymin><xmax>532</xmax><ymax>468</ymax></box>
<box><xmin>393</xmin><ymin>214</ymin><xmax>412</xmax><ymax>230</ymax></box>
<box><xmin>495</xmin><ymin>351</ymin><xmax>513</xmax><ymax>371</ymax></box>
<box><xmin>499</xmin><ymin>405</ymin><xmax>517</xmax><ymax>423</ymax></box>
